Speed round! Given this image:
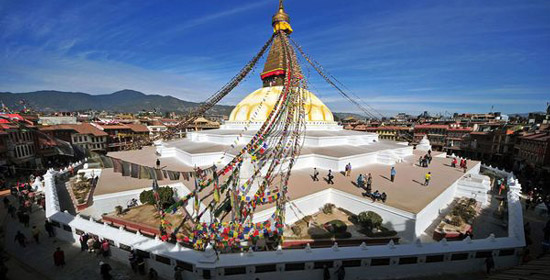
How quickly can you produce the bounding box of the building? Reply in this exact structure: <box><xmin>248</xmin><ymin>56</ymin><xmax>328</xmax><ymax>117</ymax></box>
<box><xmin>38</xmin><ymin>112</ymin><xmax>78</xmax><ymax>125</ymax></box>
<box><xmin>93</xmin><ymin>122</ymin><xmax>150</xmax><ymax>151</ymax></box>
<box><xmin>354</xmin><ymin>125</ymin><xmax>412</xmax><ymax>141</ymax></box>
<box><xmin>0</xmin><ymin>113</ymin><xmax>40</xmax><ymax>170</ymax></box>
<box><xmin>413</xmin><ymin>124</ymin><xmax>448</xmax><ymax>151</ymax></box>
<box><xmin>515</xmin><ymin>130</ymin><xmax>550</xmax><ymax>170</ymax></box>
<box><xmin>444</xmin><ymin>127</ymin><xmax>472</xmax><ymax>154</ymax></box>
<box><xmin>39</xmin><ymin>123</ymin><xmax>109</xmax><ymax>153</ymax></box>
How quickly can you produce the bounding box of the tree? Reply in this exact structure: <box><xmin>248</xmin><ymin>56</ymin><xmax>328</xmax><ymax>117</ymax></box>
<box><xmin>357</xmin><ymin>211</ymin><xmax>383</xmax><ymax>231</ymax></box>
<box><xmin>139</xmin><ymin>186</ymin><xmax>175</xmax><ymax>207</ymax></box>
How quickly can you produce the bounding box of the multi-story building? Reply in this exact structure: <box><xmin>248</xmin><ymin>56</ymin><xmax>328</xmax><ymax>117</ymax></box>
<box><xmin>444</xmin><ymin>127</ymin><xmax>472</xmax><ymax>154</ymax></box>
<box><xmin>93</xmin><ymin>122</ymin><xmax>150</xmax><ymax>151</ymax></box>
<box><xmin>354</xmin><ymin>125</ymin><xmax>412</xmax><ymax>142</ymax></box>
<box><xmin>0</xmin><ymin>113</ymin><xmax>40</xmax><ymax>170</ymax></box>
<box><xmin>39</xmin><ymin>123</ymin><xmax>109</xmax><ymax>154</ymax></box>
<box><xmin>413</xmin><ymin>124</ymin><xmax>448</xmax><ymax>151</ymax></box>
<box><xmin>515</xmin><ymin>130</ymin><xmax>550</xmax><ymax>169</ymax></box>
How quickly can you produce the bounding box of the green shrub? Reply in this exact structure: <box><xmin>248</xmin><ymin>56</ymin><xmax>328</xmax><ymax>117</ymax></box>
<box><xmin>139</xmin><ymin>186</ymin><xmax>175</xmax><ymax>206</ymax></box>
<box><xmin>324</xmin><ymin>219</ymin><xmax>347</xmax><ymax>233</ymax></box>
<box><xmin>357</xmin><ymin>211</ymin><xmax>383</xmax><ymax>231</ymax></box>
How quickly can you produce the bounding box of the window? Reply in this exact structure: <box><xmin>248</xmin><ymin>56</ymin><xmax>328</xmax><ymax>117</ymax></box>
<box><xmin>119</xmin><ymin>244</ymin><xmax>132</xmax><ymax>252</ymax></box>
<box><xmin>255</xmin><ymin>264</ymin><xmax>277</xmax><ymax>273</ymax></box>
<box><xmin>475</xmin><ymin>251</ymin><xmax>493</xmax><ymax>259</ymax></box>
<box><xmin>451</xmin><ymin>253</ymin><xmax>469</xmax><ymax>261</ymax></box>
<box><xmin>371</xmin><ymin>258</ymin><xmax>390</xmax><ymax>266</ymax></box>
<box><xmin>342</xmin><ymin>259</ymin><xmax>362</xmax><ymax>267</ymax></box>
<box><xmin>176</xmin><ymin>260</ymin><xmax>193</xmax><ymax>272</ymax></box>
<box><xmin>398</xmin><ymin>257</ymin><xmax>417</xmax><ymax>265</ymax></box>
<box><xmin>314</xmin><ymin>261</ymin><xmax>333</xmax><ymax>269</ymax></box>
<box><xmin>155</xmin><ymin>255</ymin><xmax>171</xmax><ymax>265</ymax></box>
<box><xmin>285</xmin><ymin>263</ymin><xmax>305</xmax><ymax>271</ymax></box>
<box><xmin>499</xmin><ymin>249</ymin><xmax>515</xmax><ymax>257</ymax></box>
<box><xmin>224</xmin><ymin>267</ymin><xmax>246</xmax><ymax>275</ymax></box>
<box><xmin>425</xmin><ymin>255</ymin><xmax>445</xmax><ymax>263</ymax></box>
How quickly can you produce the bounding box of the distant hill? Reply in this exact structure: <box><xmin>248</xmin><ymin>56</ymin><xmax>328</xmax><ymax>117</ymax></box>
<box><xmin>0</xmin><ymin>89</ymin><xmax>234</xmax><ymax>116</ymax></box>
<box><xmin>333</xmin><ymin>112</ymin><xmax>368</xmax><ymax>121</ymax></box>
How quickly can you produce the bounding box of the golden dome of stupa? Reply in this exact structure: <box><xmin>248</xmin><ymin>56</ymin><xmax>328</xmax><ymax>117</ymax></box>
<box><xmin>228</xmin><ymin>86</ymin><xmax>334</xmax><ymax>123</ymax></box>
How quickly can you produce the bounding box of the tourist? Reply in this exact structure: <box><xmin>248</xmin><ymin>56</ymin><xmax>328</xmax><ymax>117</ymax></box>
<box><xmin>149</xmin><ymin>268</ymin><xmax>159</xmax><ymax>280</ymax></box>
<box><xmin>79</xmin><ymin>233</ymin><xmax>89</xmax><ymax>251</ymax></box>
<box><xmin>356</xmin><ymin>174</ymin><xmax>364</xmax><ymax>188</ymax></box>
<box><xmin>381</xmin><ymin>192</ymin><xmax>387</xmax><ymax>203</ymax></box>
<box><xmin>32</xmin><ymin>226</ymin><xmax>41</xmax><ymax>244</ymax></box>
<box><xmin>174</xmin><ymin>266</ymin><xmax>184</xmax><ymax>280</ymax></box>
<box><xmin>99</xmin><ymin>261</ymin><xmax>112</xmax><ymax>280</ymax></box>
<box><xmin>312</xmin><ymin>168</ymin><xmax>319</xmax><ymax>181</ymax></box>
<box><xmin>335</xmin><ymin>264</ymin><xmax>345</xmax><ymax>280</ymax></box>
<box><xmin>424</xmin><ymin>172</ymin><xmax>431</xmax><ymax>186</ymax></box>
<box><xmin>129</xmin><ymin>251</ymin><xmax>138</xmax><ymax>273</ymax></box>
<box><xmin>323</xmin><ymin>265</ymin><xmax>330</xmax><ymax>280</ymax></box>
<box><xmin>53</xmin><ymin>247</ymin><xmax>65</xmax><ymax>267</ymax></box>
<box><xmin>7</xmin><ymin>204</ymin><xmax>16</xmax><ymax>219</ymax></box>
<box><xmin>45</xmin><ymin>220</ymin><xmax>55</xmax><ymax>237</ymax></box>
<box><xmin>390</xmin><ymin>167</ymin><xmax>396</xmax><ymax>182</ymax></box>
<box><xmin>484</xmin><ymin>255</ymin><xmax>494</xmax><ymax>274</ymax></box>
<box><xmin>463</xmin><ymin>160</ymin><xmax>468</xmax><ymax>173</ymax></box>
<box><xmin>327</xmin><ymin>170</ymin><xmax>334</xmax><ymax>185</ymax></box>
<box><xmin>22</xmin><ymin>212</ymin><xmax>30</xmax><ymax>227</ymax></box>
<box><xmin>366</xmin><ymin>173</ymin><xmax>372</xmax><ymax>192</ymax></box>
<box><xmin>451</xmin><ymin>158</ymin><xmax>457</xmax><ymax>168</ymax></box>
<box><xmin>418</xmin><ymin>156</ymin><xmax>422</xmax><ymax>167</ymax></box>
<box><xmin>101</xmin><ymin>239</ymin><xmax>111</xmax><ymax>257</ymax></box>
<box><xmin>137</xmin><ymin>256</ymin><xmax>146</xmax><ymax>275</ymax></box>
<box><xmin>87</xmin><ymin>237</ymin><xmax>95</xmax><ymax>253</ymax></box>
<box><xmin>371</xmin><ymin>190</ymin><xmax>381</xmax><ymax>202</ymax></box>
<box><xmin>345</xmin><ymin>163</ymin><xmax>352</xmax><ymax>177</ymax></box>
<box><xmin>14</xmin><ymin>231</ymin><xmax>27</xmax><ymax>247</ymax></box>
<box><xmin>156</xmin><ymin>158</ymin><xmax>161</xmax><ymax>169</ymax></box>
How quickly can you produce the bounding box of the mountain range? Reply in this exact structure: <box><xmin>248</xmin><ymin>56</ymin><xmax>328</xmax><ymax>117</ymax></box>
<box><xmin>0</xmin><ymin>89</ymin><xmax>368</xmax><ymax>119</ymax></box>
<box><xmin>0</xmin><ymin>89</ymin><xmax>234</xmax><ymax>116</ymax></box>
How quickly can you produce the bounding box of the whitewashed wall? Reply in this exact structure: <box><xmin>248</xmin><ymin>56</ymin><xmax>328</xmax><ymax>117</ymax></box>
<box><xmin>43</xmin><ymin>161</ymin><xmax>525</xmax><ymax>280</ymax></box>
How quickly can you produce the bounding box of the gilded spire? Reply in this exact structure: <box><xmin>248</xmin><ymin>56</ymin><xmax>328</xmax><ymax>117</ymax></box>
<box><xmin>272</xmin><ymin>0</ymin><xmax>292</xmax><ymax>33</ymax></box>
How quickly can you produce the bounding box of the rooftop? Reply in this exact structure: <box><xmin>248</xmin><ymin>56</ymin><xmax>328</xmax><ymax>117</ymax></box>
<box><xmin>98</xmin><ymin>147</ymin><xmax>478</xmax><ymax>214</ymax></box>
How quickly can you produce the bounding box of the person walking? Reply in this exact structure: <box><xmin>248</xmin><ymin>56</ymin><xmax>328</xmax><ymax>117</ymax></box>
<box><xmin>79</xmin><ymin>233</ymin><xmax>89</xmax><ymax>251</ymax></box>
<box><xmin>31</xmin><ymin>226</ymin><xmax>41</xmax><ymax>244</ymax></box>
<box><xmin>366</xmin><ymin>173</ymin><xmax>372</xmax><ymax>191</ymax></box>
<box><xmin>101</xmin><ymin>239</ymin><xmax>111</xmax><ymax>257</ymax></box>
<box><xmin>312</xmin><ymin>168</ymin><xmax>319</xmax><ymax>181</ymax></box>
<box><xmin>22</xmin><ymin>212</ymin><xmax>30</xmax><ymax>227</ymax></box>
<box><xmin>53</xmin><ymin>247</ymin><xmax>65</xmax><ymax>267</ymax></box>
<box><xmin>323</xmin><ymin>265</ymin><xmax>330</xmax><ymax>280</ymax></box>
<box><xmin>14</xmin><ymin>231</ymin><xmax>27</xmax><ymax>247</ymax></box>
<box><xmin>463</xmin><ymin>160</ymin><xmax>468</xmax><ymax>173</ymax></box>
<box><xmin>156</xmin><ymin>159</ymin><xmax>161</xmax><ymax>169</ymax></box>
<box><xmin>390</xmin><ymin>167</ymin><xmax>396</xmax><ymax>182</ymax></box>
<box><xmin>174</xmin><ymin>266</ymin><xmax>184</xmax><ymax>280</ymax></box>
<box><xmin>485</xmin><ymin>255</ymin><xmax>495</xmax><ymax>274</ymax></box>
<box><xmin>335</xmin><ymin>265</ymin><xmax>345</xmax><ymax>280</ymax></box>
<box><xmin>45</xmin><ymin>220</ymin><xmax>55</xmax><ymax>237</ymax></box>
<box><xmin>424</xmin><ymin>172</ymin><xmax>432</xmax><ymax>186</ymax></box>
<box><xmin>327</xmin><ymin>170</ymin><xmax>334</xmax><ymax>185</ymax></box>
<box><xmin>451</xmin><ymin>158</ymin><xmax>457</xmax><ymax>168</ymax></box>
<box><xmin>345</xmin><ymin>163</ymin><xmax>352</xmax><ymax>177</ymax></box>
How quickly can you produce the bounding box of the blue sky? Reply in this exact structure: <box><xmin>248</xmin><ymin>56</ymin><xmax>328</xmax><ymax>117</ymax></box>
<box><xmin>1</xmin><ymin>0</ymin><xmax>549</xmax><ymax>115</ymax></box>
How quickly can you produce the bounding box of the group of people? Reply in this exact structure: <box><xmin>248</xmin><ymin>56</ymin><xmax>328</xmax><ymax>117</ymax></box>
<box><xmin>79</xmin><ymin>233</ymin><xmax>111</xmax><ymax>257</ymax></box>
<box><xmin>418</xmin><ymin>150</ymin><xmax>433</xmax><ymax>167</ymax></box>
<box><xmin>450</xmin><ymin>157</ymin><xmax>468</xmax><ymax>173</ymax></box>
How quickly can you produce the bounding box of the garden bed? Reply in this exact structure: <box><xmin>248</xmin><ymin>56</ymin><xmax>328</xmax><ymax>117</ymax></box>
<box><xmin>433</xmin><ymin>197</ymin><xmax>481</xmax><ymax>241</ymax></box>
<box><xmin>283</xmin><ymin>204</ymin><xmax>398</xmax><ymax>248</ymax></box>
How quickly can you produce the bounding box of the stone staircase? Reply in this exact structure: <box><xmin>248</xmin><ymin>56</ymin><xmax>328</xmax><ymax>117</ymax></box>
<box><xmin>456</xmin><ymin>173</ymin><xmax>491</xmax><ymax>205</ymax></box>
